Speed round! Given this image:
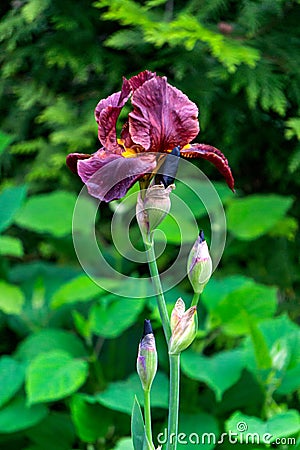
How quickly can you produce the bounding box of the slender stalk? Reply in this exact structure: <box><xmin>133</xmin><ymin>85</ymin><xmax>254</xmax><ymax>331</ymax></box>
<box><xmin>144</xmin><ymin>389</ymin><xmax>154</xmax><ymax>450</ymax></box>
<box><xmin>145</xmin><ymin>241</ymin><xmax>171</xmax><ymax>342</ymax></box>
<box><xmin>167</xmin><ymin>354</ymin><xmax>180</xmax><ymax>450</ymax></box>
<box><xmin>191</xmin><ymin>292</ymin><xmax>200</xmax><ymax>307</ymax></box>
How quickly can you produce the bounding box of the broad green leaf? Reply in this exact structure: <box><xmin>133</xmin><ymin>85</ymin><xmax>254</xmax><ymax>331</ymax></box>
<box><xmin>0</xmin><ymin>281</ymin><xmax>25</xmax><ymax>315</ymax></box>
<box><xmin>205</xmin><ymin>280</ymin><xmax>277</xmax><ymax>336</ymax></box>
<box><xmin>89</xmin><ymin>295</ymin><xmax>145</xmax><ymax>338</ymax></box>
<box><xmin>0</xmin><ymin>356</ymin><xmax>25</xmax><ymax>408</ymax></box>
<box><xmin>25</xmin><ymin>412</ymin><xmax>75</xmax><ymax>450</ymax></box>
<box><xmin>243</xmin><ymin>315</ymin><xmax>300</xmax><ymax>394</ymax></box>
<box><xmin>70</xmin><ymin>394</ymin><xmax>112</xmax><ymax>442</ymax></box>
<box><xmin>0</xmin><ymin>235</ymin><xmax>24</xmax><ymax>257</ymax></box>
<box><xmin>0</xmin><ymin>185</ymin><xmax>27</xmax><ymax>233</ymax></box>
<box><xmin>51</xmin><ymin>274</ymin><xmax>103</xmax><ymax>309</ymax></box>
<box><xmin>131</xmin><ymin>396</ymin><xmax>146</xmax><ymax>450</ymax></box>
<box><xmin>15</xmin><ymin>191</ymin><xmax>77</xmax><ymax>237</ymax></box>
<box><xmin>91</xmin><ymin>372</ymin><xmax>168</xmax><ymax>415</ymax></box>
<box><xmin>248</xmin><ymin>320</ymin><xmax>272</xmax><ymax>370</ymax></box>
<box><xmin>181</xmin><ymin>349</ymin><xmax>245</xmax><ymax>401</ymax></box>
<box><xmin>226</xmin><ymin>410</ymin><xmax>300</xmax><ymax>443</ymax></box>
<box><xmin>113</xmin><ymin>438</ymin><xmax>134</xmax><ymax>450</ymax></box>
<box><xmin>0</xmin><ymin>395</ymin><xmax>47</xmax><ymax>433</ymax></box>
<box><xmin>26</xmin><ymin>350</ymin><xmax>88</xmax><ymax>404</ymax></box>
<box><xmin>15</xmin><ymin>328</ymin><xmax>87</xmax><ymax>361</ymax></box>
<box><xmin>227</xmin><ymin>194</ymin><xmax>294</xmax><ymax>240</ymax></box>
<box><xmin>201</xmin><ymin>275</ymin><xmax>251</xmax><ymax>312</ymax></box>
<box><xmin>176</xmin><ymin>413</ymin><xmax>219</xmax><ymax>449</ymax></box>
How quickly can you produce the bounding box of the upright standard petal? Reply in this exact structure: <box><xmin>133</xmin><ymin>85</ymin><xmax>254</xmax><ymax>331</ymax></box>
<box><xmin>180</xmin><ymin>143</ymin><xmax>235</xmax><ymax>191</ymax></box>
<box><xmin>77</xmin><ymin>151</ymin><xmax>157</xmax><ymax>202</ymax></box>
<box><xmin>129</xmin><ymin>76</ymin><xmax>199</xmax><ymax>152</ymax></box>
<box><xmin>128</xmin><ymin>70</ymin><xmax>156</xmax><ymax>91</ymax></box>
<box><xmin>94</xmin><ymin>78</ymin><xmax>131</xmax><ymax>152</ymax></box>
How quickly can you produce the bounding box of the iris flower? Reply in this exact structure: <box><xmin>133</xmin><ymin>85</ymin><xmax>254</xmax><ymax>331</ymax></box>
<box><xmin>66</xmin><ymin>71</ymin><xmax>234</xmax><ymax>202</ymax></box>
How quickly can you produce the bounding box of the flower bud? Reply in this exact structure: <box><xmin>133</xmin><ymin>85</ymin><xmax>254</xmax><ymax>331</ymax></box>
<box><xmin>136</xmin><ymin>184</ymin><xmax>174</xmax><ymax>242</ymax></box>
<box><xmin>137</xmin><ymin>319</ymin><xmax>158</xmax><ymax>391</ymax></box>
<box><xmin>169</xmin><ymin>298</ymin><xmax>197</xmax><ymax>355</ymax></box>
<box><xmin>187</xmin><ymin>230</ymin><xmax>212</xmax><ymax>294</ymax></box>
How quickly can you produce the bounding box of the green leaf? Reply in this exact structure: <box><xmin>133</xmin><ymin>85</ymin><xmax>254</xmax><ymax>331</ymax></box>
<box><xmin>211</xmin><ymin>282</ymin><xmax>277</xmax><ymax>336</ymax></box>
<box><xmin>226</xmin><ymin>410</ymin><xmax>300</xmax><ymax>443</ymax></box>
<box><xmin>89</xmin><ymin>295</ymin><xmax>145</xmax><ymax>338</ymax></box>
<box><xmin>131</xmin><ymin>396</ymin><xmax>146</xmax><ymax>450</ymax></box>
<box><xmin>15</xmin><ymin>191</ymin><xmax>77</xmax><ymax>237</ymax></box>
<box><xmin>181</xmin><ymin>349</ymin><xmax>245</xmax><ymax>401</ymax></box>
<box><xmin>0</xmin><ymin>281</ymin><xmax>25</xmax><ymax>315</ymax></box>
<box><xmin>26</xmin><ymin>350</ymin><xmax>88</xmax><ymax>404</ymax></box>
<box><xmin>113</xmin><ymin>438</ymin><xmax>134</xmax><ymax>450</ymax></box>
<box><xmin>91</xmin><ymin>372</ymin><xmax>168</xmax><ymax>415</ymax></box>
<box><xmin>201</xmin><ymin>275</ymin><xmax>251</xmax><ymax>312</ymax></box>
<box><xmin>25</xmin><ymin>412</ymin><xmax>75</xmax><ymax>450</ymax></box>
<box><xmin>51</xmin><ymin>275</ymin><xmax>103</xmax><ymax>309</ymax></box>
<box><xmin>177</xmin><ymin>413</ymin><xmax>219</xmax><ymax>449</ymax></box>
<box><xmin>0</xmin><ymin>356</ymin><xmax>25</xmax><ymax>408</ymax></box>
<box><xmin>243</xmin><ymin>315</ymin><xmax>300</xmax><ymax>394</ymax></box>
<box><xmin>0</xmin><ymin>185</ymin><xmax>27</xmax><ymax>233</ymax></box>
<box><xmin>227</xmin><ymin>195</ymin><xmax>294</xmax><ymax>240</ymax></box>
<box><xmin>15</xmin><ymin>328</ymin><xmax>87</xmax><ymax>361</ymax></box>
<box><xmin>248</xmin><ymin>320</ymin><xmax>272</xmax><ymax>370</ymax></box>
<box><xmin>0</xmin><ymin>395</ymin><xmax>47</xmax><ymax>433</ymax></box>
<box><xmin>0</xmin><ymin>235</ymin><xmax>24</xmax><ymax>257</ymax></box>
<box><xmin>70</xmin><ymin>394</ymin><xmax>111</xmax><ymax>443</ymax></box>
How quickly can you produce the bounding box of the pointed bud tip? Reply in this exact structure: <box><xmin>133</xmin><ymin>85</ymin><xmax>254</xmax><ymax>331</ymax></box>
<box><xmin>143</xmin><ymin>319</ymin><xmax>153</xmax><ymax>337</ymax></box>
<box><xmin>199</xmin><ymin>230</ymin><xmax>205</xmax><ymax>243</ymax></box>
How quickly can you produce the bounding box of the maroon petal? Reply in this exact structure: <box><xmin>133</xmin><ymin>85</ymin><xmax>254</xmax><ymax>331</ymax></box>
<box><xmin>78</xmin><ymin>151</ymin><xmax>157</xmax><ymax>202</ymax></box>
<box><xmin>94</xmin><ymin>78</ymin><xmax>131</xmax><ymax>152</ymax></box>
<box><xmin>180</xmin><ymin>144</ymin><xmax>235</xmax><ymax>191</ymax></box>
<box><xmin>66</xmin><ymin>152</ymin><xmax>92</xmax><ymax>174</ymax></box>
<box><xmin>128</xmin><ymin>70</ymin><xmax>156</xmax><ymax>91</ymax></box>
<box><xmin>129</xmin><ymin>76</ymin><xmax>199</xmax><ymax>152</ymax></box>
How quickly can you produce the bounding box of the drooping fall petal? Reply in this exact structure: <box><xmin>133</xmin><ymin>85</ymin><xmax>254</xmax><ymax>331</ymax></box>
<box><xmin>94</xmin><ymin>78</ymin><xmax>131</xmax><ymax>153</ymax></box>
<box><xmin>180</xmin><ymin>143</ymin><xmax>235</xmax><ymax>191</ymax></box>
<box><xmin>129</xmin><ymin>76</ymin><xmax>199</xmax><ymax>152</ymax></box>
<box><xmin>77</xmin><ymin>150</ymin><xmax>157</xmax><ymax>202</ymax></box>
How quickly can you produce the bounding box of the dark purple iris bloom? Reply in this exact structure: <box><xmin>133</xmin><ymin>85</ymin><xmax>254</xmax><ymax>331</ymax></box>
<box><xmin>66</xmin><ymin>71</ymin><xmax>234</xmax><ymax>202</ymax></box>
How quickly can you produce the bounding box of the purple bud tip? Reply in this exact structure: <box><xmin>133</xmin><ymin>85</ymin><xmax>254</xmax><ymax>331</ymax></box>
<box><xmin>143</xmin><ymin>319</ymin><xmax>153</xmax><ymax>337</ymax></box>
<box><xmin>199</xmin><ymin>230</ymin><xmax>205</xmax><ymax>243</ymax></box>
<box><xmin>171</xmin><ymin>146</ymin><xmax>181</xmax><ymax>157</ymax></box>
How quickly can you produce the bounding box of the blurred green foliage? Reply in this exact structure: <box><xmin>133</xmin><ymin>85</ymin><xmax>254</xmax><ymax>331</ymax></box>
<box><xmin>0</xmin><ymin>0</ymin><xmax>300</xmax><ymax>449</ymax></box>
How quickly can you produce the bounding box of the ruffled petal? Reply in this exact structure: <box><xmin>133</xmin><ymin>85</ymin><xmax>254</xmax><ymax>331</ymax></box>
<box><xmin>78</xmin><ymin>151</ymin><xmax>157</xmax><ymax>202</ymax></box>
<box><xmin>128</xmin><ymin>70</ymin><xmax>156</xmax><ymax>91</ymax></box>
<box><xmin>180</xmin><ymin>144</ymin><xmax>235</xmax><ymax>191</ymax></box>
<box><xmin>129</xmin><ymin>76</ymin><xmax>199</xmax><ymax>152</ymax></box>
<box><xmin>66</xmin><ymin>152</ymin><xmax>92</xmax><ymax>174</ymax></box>
<box><xmin>94</xmin><ymin>78</ymin><xmax>131</xmax><ymax>152</ymax></box>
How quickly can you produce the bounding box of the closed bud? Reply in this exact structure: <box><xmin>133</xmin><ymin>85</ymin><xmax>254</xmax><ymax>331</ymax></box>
<box><xmin>136</xmin><ymin>184</ymin><xmax>174</xmax><ymax>242</ymax></box>
<box><xmin>187</xmin><ymin>230</ymin><xmax>212</xmax><ymax>294</ymax></box>
<box><xmin>137</xmin><ymin>319</ymin><xmax>158</xmax><ymax>391</ymax></box>
<box><xmin>169</xmin><ymin>298</ymin><xmax>197</xmax><ymax>355</ymax></box>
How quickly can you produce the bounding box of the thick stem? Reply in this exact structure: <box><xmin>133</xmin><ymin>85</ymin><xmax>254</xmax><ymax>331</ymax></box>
<box><xmin>145</xmin><ymin>241</ymin><xmax>171</xmax><ymax>342</ymax></box>
<box><xmin>144</xmin><ymin>389</ymin><xmax>154</xmax><ymax>450</ymax></box>
<box><xmin>191</xmin><ymin>292</ymin><xmax>200</xmax><ymax>307</ymax></box>
<box><xmin>167</xmin><ymin>353</ymin><xmax>180</xmax><ymax>450</ymax></box>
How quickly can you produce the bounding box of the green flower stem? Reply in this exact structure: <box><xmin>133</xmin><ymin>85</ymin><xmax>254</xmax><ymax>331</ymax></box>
<box><xmin>191</xmin><ymin>292</ymin><xmax>200</xmax><ymax>307</ymax></box>
<box><xmin>167</xmin><ymin>353</ymin><xmax>180</xmax><ymax>450</ymax></box>
<box><xmin>145</xmin><ymin>241</ymin><xmax>171</xmax><ymax>342</ymax></box>
<box><xmin>144</xmin><ymin>389</ymin><xmax>154</xmax><ymax>450</ymax></box>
